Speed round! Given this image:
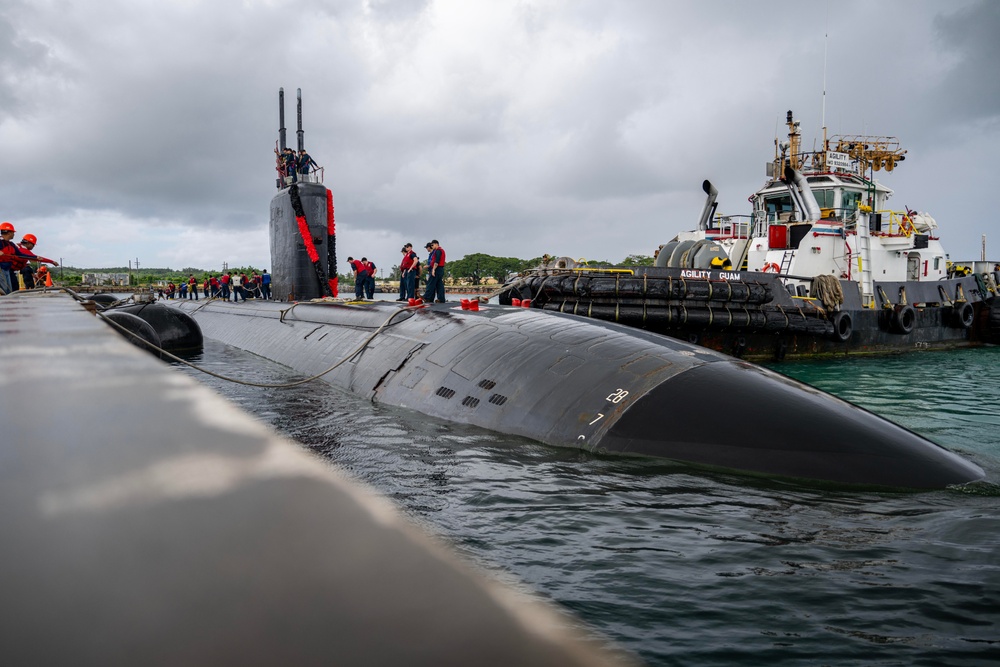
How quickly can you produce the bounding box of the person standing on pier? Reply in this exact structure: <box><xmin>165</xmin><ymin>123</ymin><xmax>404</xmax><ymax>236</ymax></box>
<box><xmin>5</xmin><ymin>232</ymin><xmax>58</xmax><ymax>292</ymax></box>
<box><xmin>187</xmin><ymin>274</ymin><xmax>199</xmax><ymax>300</ymax></box>
<box><xmin>261</xmin><ymin>269</ymin><xmax>271</xmax><ymax>300</ymax></box>
<box><xmin>20</xmin><ymin>263</ymin><xmax>35</xmax><ymax>289</ymax></box>
<box><xmin>0</xmin><ymin>223</ymin><xmax>46</xmax><ymax>293</ymax></box>
<box><xmin>232</xmin><ymin>272</ymin><xmax>246</xmax><ymax>302</ymax></box>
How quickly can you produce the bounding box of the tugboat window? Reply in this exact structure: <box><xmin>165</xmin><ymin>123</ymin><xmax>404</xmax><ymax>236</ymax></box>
<box><xmin>764</xmin><ymin>194</ymin><xmax>794</xmax><ymax>221</ymax></box>
<box><xmin>842</xmin><ymin>190</ymin><xmax>862</xmax><ymax>215</ymax></box>
<box><xmin>814</xmin><ymin>189</ymin><xmax>835</xmax><ymax>209</ymax></box>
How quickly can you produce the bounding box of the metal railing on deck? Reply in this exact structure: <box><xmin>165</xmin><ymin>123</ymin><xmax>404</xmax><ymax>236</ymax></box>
<box><xmin>277</xmin><ymin>167</ymin><xmax>325</xmax><ymax>188</ymax></box>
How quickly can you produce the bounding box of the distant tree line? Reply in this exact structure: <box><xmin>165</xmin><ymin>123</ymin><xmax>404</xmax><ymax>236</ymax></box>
<box><xmin>338</xmin><ymin>253</ymin><xmax>656</xmax><ymax>286</ymax></box>
<box><xmin>63</xmin><ymin>254</ymin><xmax>656</xmax><ymax>288</ymax></box>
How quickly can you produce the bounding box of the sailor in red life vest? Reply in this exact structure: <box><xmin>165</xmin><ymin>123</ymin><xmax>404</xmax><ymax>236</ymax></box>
<box><xmin>422</xmin><ymin>239</ymin><xmax>447</xmax><ymax>303</ymax></box>
<box><xmin>362</xmin><ymin>257</ymin><xmax>376</xmax><ymax>299</ymax></box>
<box><xmin>397</xmin><ymin>244</ymin><xmax>419</xmax><ymax>301</ymax></box>
<box><xmin>6</xmin><ymin>233</ymin><xmax>59</xmax><ymax>291</ymax></box>
<box><xmin>347</xmin><ymin>256</ymin><xmax>368</xmax><ymax>299</ymax></box>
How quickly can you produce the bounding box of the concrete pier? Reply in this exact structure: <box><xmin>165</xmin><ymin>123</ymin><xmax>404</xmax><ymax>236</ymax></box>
<box><xmin>0</xmin><ymin>291</ymin><xmax>634</xmax><ymax>666</ymax></box>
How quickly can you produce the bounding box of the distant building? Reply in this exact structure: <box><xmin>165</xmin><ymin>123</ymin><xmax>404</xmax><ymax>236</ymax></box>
<box><xmin>82</xmin><ymin>273</ymin><xmax>131</xmax><ymax>286</ymax></box>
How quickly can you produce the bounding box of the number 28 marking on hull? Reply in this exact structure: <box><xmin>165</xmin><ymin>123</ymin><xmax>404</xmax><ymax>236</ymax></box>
<box><xmin>606</xmin><ymin>388</ymin><xmax>630</xmax><ymax>404</ymax></box>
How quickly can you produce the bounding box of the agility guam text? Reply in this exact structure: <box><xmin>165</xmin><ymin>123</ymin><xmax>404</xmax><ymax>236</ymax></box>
<box><xmin>680</xmin><ymin>270</ymin><xmax>741</xmax><ymax>280</ymax></box>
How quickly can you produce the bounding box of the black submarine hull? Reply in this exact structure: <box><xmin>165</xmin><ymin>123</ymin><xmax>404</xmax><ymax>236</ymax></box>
<box><xmin>173</xmin><ymin>299</ymin><xmax>983</xmax><ymax>489</ymax></box>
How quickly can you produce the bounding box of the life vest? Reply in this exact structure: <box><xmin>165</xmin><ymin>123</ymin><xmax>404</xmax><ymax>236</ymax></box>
<box><xmin>0</xmin><ymin>239</ymin><xmax>27</xmax><ymax>268</ymax></box>
<box><xmin>8</xmin><ymin>244</ymin><xmax>33</xmax><ymax>271</ymax></box>
<box><xmin>401</xmin><ymin>251</ymin><xmax>417</xmax><ymax>271</ymax></box>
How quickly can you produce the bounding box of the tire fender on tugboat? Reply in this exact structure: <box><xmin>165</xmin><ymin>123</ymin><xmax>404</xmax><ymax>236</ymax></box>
<box><xmin>830</xmin><ymin>311</ymin><xmax>853</xmax><ymax>342</ymax></box>
<box><xmin>891</xmin><ymin>304</ymin><xmax>917</xmax><ymax>334</ymax></box>
<box><xmin>951</xmin><ymin>301</ymin><xmax>975</xmax><ymax>329</ymax></box>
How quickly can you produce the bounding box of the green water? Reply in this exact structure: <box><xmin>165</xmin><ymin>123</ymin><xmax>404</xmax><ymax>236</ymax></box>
<box><xmin>770</xmin><ymin>347</ymin><xmax>1000</xmax><ymax>473</ymax></box>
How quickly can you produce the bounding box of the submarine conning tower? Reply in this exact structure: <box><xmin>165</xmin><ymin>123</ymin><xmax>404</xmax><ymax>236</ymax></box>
<box><xmin>270</xmin><ymin>87</ymin><xmax>338</xmax><ymax>301</ymax></box>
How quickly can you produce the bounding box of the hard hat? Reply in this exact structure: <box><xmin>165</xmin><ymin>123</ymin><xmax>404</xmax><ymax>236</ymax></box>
<box><xmin>0</xmin><ymin>222</ymin><xmax>15</xmax><ymax>232</ymax></box>
<box><xmin>21</xmin><ymin>233</ymin><xmax>37</xmax><ymax>245</ymax></box>
<box><xmin>37</xmin><ymin>265</ymin><xmax>47</xmax><ymax>271</ymax></box>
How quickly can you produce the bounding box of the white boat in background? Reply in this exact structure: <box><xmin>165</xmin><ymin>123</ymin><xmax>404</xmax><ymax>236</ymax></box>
<box><xmin>500</xmin><ymin>111</ymin><xmax>1000</xmax><ymax>360</ymax></box>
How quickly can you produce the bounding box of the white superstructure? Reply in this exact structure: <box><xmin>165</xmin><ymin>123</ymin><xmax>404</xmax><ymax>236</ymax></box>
<box><xmin>678</xmin><ymin>110</ymin><xmax>951</xmax><ymax>307</ymax></box>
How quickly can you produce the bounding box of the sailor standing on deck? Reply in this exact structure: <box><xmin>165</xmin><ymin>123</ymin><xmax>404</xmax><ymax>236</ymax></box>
<box><xmin>422</xmin><ymin>239</ymin><xmax>446</xmax><ymax>303</ymax></box>
<box><xmin>297</xmin><ymin>149</ymin><xmax>319</xmax><ymax>182</ymax></box>
<box><xmin>347</xmin><ymin>256</ymin><xmax>367</xmax><ymax>299</ymax></box>
<box><xmin>363</xmin><ymin>258</ymin><xmax>377</xmax><ymax>299</ymax></box>
<box><xmin>397</xmin><ymin>245</ymin><xmax>415</xmax><ymax>301</ymax></box>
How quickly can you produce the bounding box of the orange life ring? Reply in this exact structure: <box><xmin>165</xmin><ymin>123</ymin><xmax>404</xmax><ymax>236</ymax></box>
<box><xmin>762</xmin><ymin>262</ymin><xmax>780</xmax><ymax>274</ymax></box>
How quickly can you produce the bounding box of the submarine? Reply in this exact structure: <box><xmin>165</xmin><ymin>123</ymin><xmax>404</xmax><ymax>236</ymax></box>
<box><xmin>170</xmin><ymin>89</ymin><xmax>984</xmax><ymax>490</ymax></box>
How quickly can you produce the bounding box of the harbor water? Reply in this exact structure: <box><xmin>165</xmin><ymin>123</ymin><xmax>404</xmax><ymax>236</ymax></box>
<box><xmin>175</xmin><ymin>327</ymin><xmax>1000</xmax><ymax>666</ymax></box>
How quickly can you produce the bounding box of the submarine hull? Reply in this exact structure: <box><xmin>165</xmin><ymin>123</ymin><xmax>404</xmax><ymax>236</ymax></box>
<box><xmin>173</xmin><ymin>299</ymin><xmax>983</xmax><ymax>489</ymax></box>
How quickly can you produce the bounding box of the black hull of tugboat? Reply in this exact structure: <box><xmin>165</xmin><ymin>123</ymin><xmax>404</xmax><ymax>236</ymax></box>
<box><xmin>498</xmin><ymin>267</ymin><xmax>1000</xmax><ymax>362</ymax></box>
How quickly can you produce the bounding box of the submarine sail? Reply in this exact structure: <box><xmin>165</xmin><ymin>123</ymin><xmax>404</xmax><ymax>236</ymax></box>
<box><xmin>271</xmin><ymin>88</ymin><xmax>337</xmax><ymax>301</ymax></box>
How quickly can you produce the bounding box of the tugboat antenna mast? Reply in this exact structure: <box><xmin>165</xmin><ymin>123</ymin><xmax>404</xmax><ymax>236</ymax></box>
<box><xmin>821</xmin><ymin>26</ymin><xmax>828</xmax><ymax>150</ymax></box>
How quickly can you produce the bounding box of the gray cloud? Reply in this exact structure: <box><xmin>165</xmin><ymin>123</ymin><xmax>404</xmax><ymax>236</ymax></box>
<box><xmin>0</xmin><ymin>0</ymin><xmax>995</xmax><ymax>269</ymax></box>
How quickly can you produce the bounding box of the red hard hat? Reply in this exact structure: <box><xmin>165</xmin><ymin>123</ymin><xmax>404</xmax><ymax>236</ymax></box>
<box><xmin>0</xmin><ymin>222</ymin><xmax>15</xmax><ymax>232</ymax></box>
<box><xmin>21</xmin><ymin>233</ymin><xmax>37</xmax><ymax>245</ymax></box>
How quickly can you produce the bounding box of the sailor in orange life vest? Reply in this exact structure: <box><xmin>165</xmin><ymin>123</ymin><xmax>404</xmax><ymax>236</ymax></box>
<box><xmin>35</xmin><ymin>265</ymin><xmax>53</xmax><ymax>288</ymax></box>
<box><xmin>422</xmin><ymin>239</ymin><xmax>447</xmax><ymax>303</ymax></box>
<box><xmin>9</xmin><ymin>233</ymin><xmax>59</xmax><ymax>290</ymax></box>
<box><xmin>2</xmin><ymin>224</ymin><xmax>57</xmax><ymax>293</ymax></box>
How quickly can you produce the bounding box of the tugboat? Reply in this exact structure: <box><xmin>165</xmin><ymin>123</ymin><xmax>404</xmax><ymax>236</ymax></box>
<box><xmin>498</xmin><ymin>111</ymin><xmax>1000</xmax><ymax>361</ymax></box>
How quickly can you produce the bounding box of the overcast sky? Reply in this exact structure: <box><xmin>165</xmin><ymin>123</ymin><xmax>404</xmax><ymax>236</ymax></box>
<box><xmin>2</xmin><ymin>0</ymin><xmax>997</xmax><ymax>273</ymax></box>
